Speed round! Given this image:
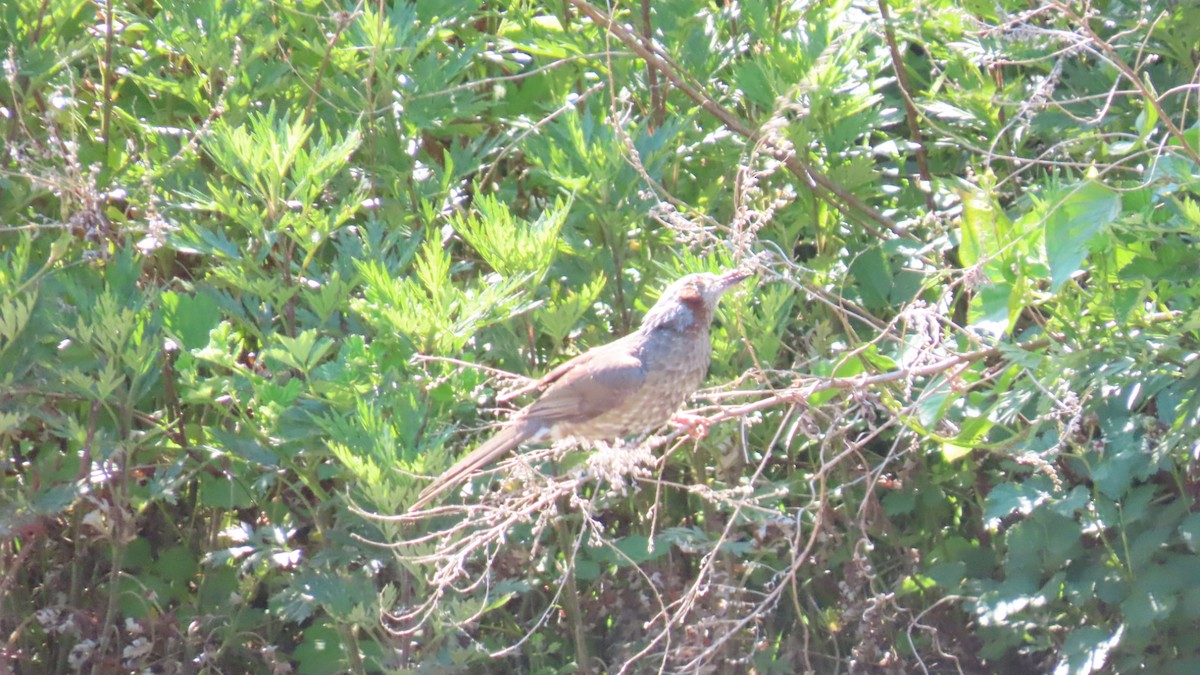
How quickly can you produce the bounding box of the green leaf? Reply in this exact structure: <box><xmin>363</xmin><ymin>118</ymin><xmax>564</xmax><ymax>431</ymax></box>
<box><xmin>197</xmin><ymin>566</ymin><xmax>239</xmax><ymax>613</ymax></box>
<box><xmin>1139</xmin><ymin>98</ymin><xmax>1159</xmax><ymax>134</ymax></box>
<box><xmin>1054</xmin><ymin>626</ymin><xmax>1124</xmax><ymax>675</ymax></box>
<box><xmin>209</xmin><ymin>428</ymin><xmax>280</xmax><ymax>466</ymax></box>
<box><xmin>1126</xmin><ymin>526</ymin><xmax>1173</xmax><ymax>569</ymax></box>
<box><xmin>193</xmin><ymin>321</ymin><xmax>244</xmax><ymax>369</ymax></box>
<box><xmin>1123</xmin><ymin>577</ymin><xmax>1178</xmax><ymax>627</ymax></box>
<box><xmin>984</xmin><ymin>478</ymin><xmax>1054</xmax><ymax>529</ymax></box>
<box><xmin>198</xmin><ymin>472</ymin><xmax>254</xmax><ymax>509</ymax></box>
<box><xmin>451</xmin><ymin>194</ymin><xmax>569</xmax><ymax>278</ymax></box>
<box><xmin>849</xmin><ymin>247</ymin><xmax>893</xmax><ymax>310</ymax></box>
<box><xmin>575</xmin><ymin>557</ymin><xmax>602</xmax><ymax>581</ymax></box>
<box><xmin>882</xmin><ymin>489</ymin><xmax>917</xmax><ymax>516</ymax></box>
<box><xmin>161</xmin><ymin>291</ymin><xmax>221</xmax><ymax>351</ymax></box>
<box><xmin>612</xmin><ymin>534</ymin><xmax>656</xmax><ymax>565</ymax></box>
<box><xmin>264</xmin><ymin>329</ymin><xmax>336</xmax><ymax>373</ymax></box>
<box><xmin>294</xmin><ymin>623</ymin><xmax>346</xmax><ymax>675</ymax></box>
<box><xmin>733</xmin><ymin>57</ymin><xmax>776</xmax><ymax>109</ymax></box>
<box><xmin>121</xmin><ymin>537</ymin><xmax>154</xmax><ymax>571</ymax></box>
<box><xmin>1004</xmin><ymin>511</ymin><xmax>1081</xmax><ymax>575</ymax></box>
<box><xmin>941</xmin><ymin>442</ymin><xmax>973</xmax><ymax>462</ymax></box>
<box><xmin>916</xmin><ymin>376</ymin><xmax>954</xmax><ymax>428</ymax></box>
<box><xmin>1043</xmin><ymin>181</ymin><xmax>1120</xmax><ymax>291</ymax></box>
<box><xmin>926</xmin><ymin>561</ymin><xmax>966</xmax><ymax>588</ymax></box>
<box><xmin>968</xmin><ymin>280</ymin><xmax>1016</xmax><ymax>337</ymax></box>
<box><xmin>538</xmin><ymin>275</ymin><xmax>606</xmax><ymax>346</ymax></box>
<box><xmin>959</xmin><ymin>185</ymin><xmax>1015</xmax><ymax>283</ymax></box>
<box><xmin>155</xmin><ymin>546</ymin><xmax>199</xmax><ymax>585</ymax></box>
<box><xmin>275</xmin><ymin>572</ymin><xmax>377</xmax><ymax>622</ymax></box>
<box><xmin>1180</xmin><ymin>513</ymin><xmax>1200</xmax><ymax>554</ymax></box>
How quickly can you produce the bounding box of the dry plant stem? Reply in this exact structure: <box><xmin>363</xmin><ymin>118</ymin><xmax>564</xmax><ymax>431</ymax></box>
<box><xmin>686</xmin><ymin>418</ymin><xmax>865</xmax><ymax>667</ymax></box>
<box><xmin>101</xmin><ymin>0</ymin><xmax>115</xmax><ymax>158</ymax></box>
<box><xmin>384</xmin><ymin>318</ymin><xmax>1070</xmax><ymax>668</ymax></box>
<box><xmin>490</xmin><ymin>573</ymin><xmax>572</xmax><ymax>658</ymax></box>
<box><xmin>621</xmin><ymin>410</ymin><xmax>801</xmax><ymax>673</ymax></box>
<box><xmin>577</xmin><ymin>503</ymin><xmax>673</xmax><ymax>643</ymax></box>
<box><xmin>565</xmin><ymin>0</ymin><xmax>904</xmax><ymax>239</ymax></box>
<box><xmin>677</xmin><ymin>418</ymin><xmax>889</xmax><ymax>672</ymax></box>
<box><xmin>0</xmin><ymin>537</ymin><xmax>36</xmax><ymax>615</ymax></box>
<box><xmin>640</xmin><ymin>0</ymin><xmax>665</xmax><ymax>128</ymax></box>
<box><xmin>907</xmin><ymin>595</ymin><xmax>972</xmax><ymax>675</ymax></box>
<box><xmin>1052</xmin><ymin>1</ymin><xmax>1200</xmax><ymax>166</ymax></box>
<box><xmin>877</xmin><ymin>0</ymin><xmax>935</xmax><ymax>213</ymax></box>
<box><xmin>677</xmin><ymin>499</ymin><xmax>826</xmax><ymax>672</ymax></box>
<box><xmin>92</xmin><ymin>448</ymin><xmax>128</xmax><ymax>668</ymax></box>
<box><xmin>303</xmin><ymin>10</ymin><xmax>357</xmax><ymax>124</ymax></box>
<box><xmin>361</xmin><ymin>468</ymin><xmax>579</xmax><ymax>631</ymax></box>
<box><xmin>686</xmin><ymin>337</ymin><xmax>1053</xmax><ymax>437</ymax></box>
<box><xmin>552</xmin><ymin>507</ymin><xmax>593</xmax><ymax>675</ymax></box>
<box><xmin>59</xmin><ymin>403</ymin><xmax>101</xmax><ymax>671</ymax></box>
<box><xmin>412</xmin><ymin>353</ymin><xmax>537</xmax><ymax>386</ymax></box>
<box><xmin>911</xmin><ymin>14</ymin><xmax>1181</xmax><ymax>194</ymax></box>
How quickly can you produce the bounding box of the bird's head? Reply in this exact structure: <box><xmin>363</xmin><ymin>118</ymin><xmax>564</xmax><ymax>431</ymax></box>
<box><xmin>640</xmin><ymin>269</ymin><xmax>751</xmax><ymax>333</ymax></box>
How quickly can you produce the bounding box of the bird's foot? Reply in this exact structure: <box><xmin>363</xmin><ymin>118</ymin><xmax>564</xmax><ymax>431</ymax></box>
<box><xmin>670</xmin><ymin>411</ymin><xmax>713</xmax><ymax>440</ymax></box>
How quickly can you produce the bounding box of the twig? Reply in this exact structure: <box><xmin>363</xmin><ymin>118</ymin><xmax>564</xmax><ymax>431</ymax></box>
<box><xmin>1052</xmin><ymin>1</ymin><xmax>1200</xmax><ymax>166</ymax></box>
<box><xmin>411</xmin><ymin>353</ymin><xmax>535</xmax><ymax>385</ymax></box>
<box><xmin>877</xmin><ymin>0</ymin><xmax>935</xmax><ymax>212</ymax></box>
<box><xmin>564</xmin><ymin>0</ymin><xmax>906</xmax><ymax>240</ymax></box>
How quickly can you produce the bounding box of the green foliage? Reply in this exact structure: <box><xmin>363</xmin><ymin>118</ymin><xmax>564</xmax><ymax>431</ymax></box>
<box><xmin>3</xmin><ymin>0</ymin><xmax>1199</xmax><ymax>672</ymax></box>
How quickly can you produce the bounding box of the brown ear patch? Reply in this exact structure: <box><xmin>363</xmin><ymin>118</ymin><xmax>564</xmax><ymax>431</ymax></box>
<box><xmin>677</xmin><ymin>282</ymin><xmax>705</xmax><ymax>311</ymax></box>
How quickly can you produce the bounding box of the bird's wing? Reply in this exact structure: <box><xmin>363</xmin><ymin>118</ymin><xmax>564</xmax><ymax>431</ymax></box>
<box><xmin>525</xmin><ymin>341</ymin><xmax>646</xmax><ymax>425</ymax></box>
<box><xmin>409</xmin><ymin>340</ymin><xmax>645</xmax><ymax>512</ymax></box>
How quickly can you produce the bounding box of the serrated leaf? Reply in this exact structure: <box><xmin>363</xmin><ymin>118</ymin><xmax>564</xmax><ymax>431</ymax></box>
<box><xmin>984</xmin><ymin>479</ymin><xmax>1054</xmax><ymax>529</ymax></box>
<box><xmin>1180</xmin><ymin>513</ymin><xmax>1200</xmax><ymax>553</ymax></box>
<box><xmin>1054</xmin><ymin>626</ymin><xmax>1124</xmax><ymax>675</ymax></box>
<box><xmin>161</xmin><ymin>291</ymin><xmax>221</xmax><ymax>351</ymax></box>
<box><xmin>265</xmin><ymin>329</ymin><xmax>335</xmax><ymax>373</ymax></box>
<box><xmin>1044</xmin><ymin>182</ymin><xmax>1120</xmax><ymax>291</ymax></box>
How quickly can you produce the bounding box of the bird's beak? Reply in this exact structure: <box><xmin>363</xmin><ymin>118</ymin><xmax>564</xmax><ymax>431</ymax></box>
<box><xmin>717</xmin><ymin>269</ymin><xmax>752</xmax><ymax>292</ymax></box>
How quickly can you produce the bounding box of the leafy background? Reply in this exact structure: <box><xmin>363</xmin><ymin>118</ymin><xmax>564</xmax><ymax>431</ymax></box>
<box><xmin>3</xmin><ymin>0</ymin><xmax>1200</xmax><ymax>673</ymax></box>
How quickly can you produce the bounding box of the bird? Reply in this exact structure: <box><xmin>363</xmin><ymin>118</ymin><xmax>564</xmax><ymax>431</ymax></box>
<box><xmin>410</xmin><ymin>268</ymin><xmax>751</xmax><ymax>511</ymax></box>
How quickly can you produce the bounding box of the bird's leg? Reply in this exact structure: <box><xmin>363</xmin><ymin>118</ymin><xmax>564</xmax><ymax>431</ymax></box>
<box><xmin>670</xmin><ymin>411</ymin><xmax>713</xmax><ymax>440</ymax></box>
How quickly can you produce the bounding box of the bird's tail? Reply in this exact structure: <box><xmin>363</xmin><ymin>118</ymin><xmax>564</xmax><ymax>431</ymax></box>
<box><xmin>408</xmin><ymin>422</ymin><xmax>535</xmax><ymax>511</ymax></box>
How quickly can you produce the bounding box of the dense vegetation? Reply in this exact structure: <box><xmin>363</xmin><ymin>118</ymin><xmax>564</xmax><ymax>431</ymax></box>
<box><xmin>3</xmin><ymin>0</ymin><xmax>1200</xmax><ymax>672</ymax></box>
